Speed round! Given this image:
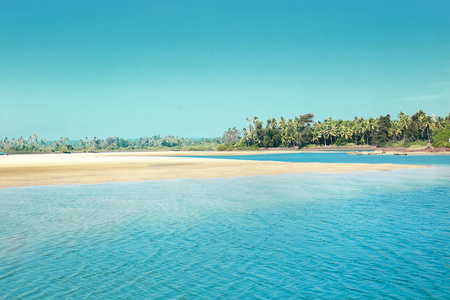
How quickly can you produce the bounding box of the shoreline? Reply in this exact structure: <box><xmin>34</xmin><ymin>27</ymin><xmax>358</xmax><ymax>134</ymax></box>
<box><xmin>0</xmin><ymin>152</ymin><xmax>430</xmax><ymax>189</ymax></box>
<box><xmin>2</xmin><ymin>146</ymin><xmax>449</xmax><ymax>157</ymax></box>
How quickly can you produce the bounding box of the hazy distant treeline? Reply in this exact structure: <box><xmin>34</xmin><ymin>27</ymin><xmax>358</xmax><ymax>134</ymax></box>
<box><xmin>0</xmin><ymin>135</ymin><xmax>224</xmax><ymax>154</ymax></box>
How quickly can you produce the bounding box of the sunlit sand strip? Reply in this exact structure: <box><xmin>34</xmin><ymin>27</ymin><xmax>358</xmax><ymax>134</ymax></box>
<box><xmin>0</xmin><ymin>153</ymin><xmax>429</xmax><ymax>188</ymax></box>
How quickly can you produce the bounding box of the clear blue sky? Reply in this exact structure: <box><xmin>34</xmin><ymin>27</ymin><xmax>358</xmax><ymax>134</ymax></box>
<box><xmin>1</xmin><ymin>0</ymin><xmax>449</xmax><ymax>139</ymax></box>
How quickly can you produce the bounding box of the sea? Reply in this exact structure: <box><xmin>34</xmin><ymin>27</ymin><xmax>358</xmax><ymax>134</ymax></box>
<box><xmin>0</xmin><ymin>153</ymin><xmax>449</xmax><ymax>299</ymax></box>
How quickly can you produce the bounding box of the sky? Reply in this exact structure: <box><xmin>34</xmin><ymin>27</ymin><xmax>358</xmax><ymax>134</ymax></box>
<box><xmin>1</xmin><ymin>0</ymin><xmax>449</xmax><ymax>140</ymax></box>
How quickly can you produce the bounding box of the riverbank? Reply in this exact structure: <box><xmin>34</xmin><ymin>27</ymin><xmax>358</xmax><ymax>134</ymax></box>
<box><xmin>0</xmin><ymin>152</ymin><xmax>428</xmax><ymax>188</ymax></box>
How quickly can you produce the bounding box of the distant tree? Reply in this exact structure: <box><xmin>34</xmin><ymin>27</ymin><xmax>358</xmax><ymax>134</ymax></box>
<box><xmin>105</xmin><ymin>136</ymin><xmax>118</xmax><ymax>146</ymax></box>
<box><xmin>18</xmin><ymin>136</ymin><xmax>24</xmax><ymax>149</ymax></box>
<box><xmin>432</xmin><ymin>124</ymin><xmax>450</xmax><ymax>148</ymax></box>
<box><xmin>422</xmin><ymin>116</ymin><xmax>435</xmax><ymax>144</ymax></box>
<box><xmin>161</xmin><ymin>135</ymin><xmax>180</xmax><ymax>147</ymax></box>
<box><xmin>117</xmin><ymin>138</ymin><xmax>129</xmax><ymax>148</ymax></box>
<box><xmin>406</xmin><ymin>110</ymin><xmax>426</xmax><ymax>142</ymax></box>
<box><xmin>372</xmin><ymin>114</ymin><xmax>391</xmax><ymax>146</ymax></box>
<box><xmin>398</xmin><ymin>111</ymin><xmax>410</xmax><ymax>141</ymax></box>
<box><xmin>296</xmin><ymin>113</ymin><xmax>315</xmax><ymax>147</ymax></box>
<box><xmin>33</xmin><ymin>134</ymin><xmax>38</xmax><ymax>147</ymax></box>
<box><xmin>223</xmin><ymin>127</ymin><xmax>241</xmax><ymax>146</ymax></box>
<box><xmin>3</xmin><ymin>137</ymin><xmax>9</xmax><ymax>149</ymax></box>
<box><xmin>92</xmin><ymin>137</ymin><xmax>100</xmax><ymax>148</ymax></box>
<box><xmin>61</xmin><ymin>145</ymin><xmax>73</xmax><ymax>153</ymax></box>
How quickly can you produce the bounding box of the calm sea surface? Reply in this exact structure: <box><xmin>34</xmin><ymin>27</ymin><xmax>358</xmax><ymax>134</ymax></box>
<box><xmin>0</xmin><ymin>155</ymin><xmax>449</xmax><ymax>298</ymax></box>
<box><xmin>188</xmin><ymin>152</ymin><xmax>450</xmax><ymax>165</ymax></box>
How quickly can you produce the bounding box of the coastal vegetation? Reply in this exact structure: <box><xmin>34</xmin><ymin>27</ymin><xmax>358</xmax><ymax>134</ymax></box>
<box><xmin>431</xmin><ymin>124</ymin><xmax>450</xmax><ymax>148</ymax></box>
<box><xmin>0</xmin><ymin>135</ymin><xmax>223</xmax><ymax>154</ymax></box>
<box><xmin>237</xmin><ymin>110</ymin><xmax>450</xmax><ymax>150</ymax></box>
<box><xmin>1</xmin><ymin>110</ymin><xmax>449</xmax><ymax>154</ymax></box>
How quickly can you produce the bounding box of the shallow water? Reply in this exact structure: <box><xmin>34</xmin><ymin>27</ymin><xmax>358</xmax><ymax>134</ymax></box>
<box><xmin>0</xmin><ymin>167</ymin><xmax>449</xmax><ymax>298</ymax></box>
<box><xmin>189</xmin><ymin>152</ymin><xmax>450</xmax><ymax>165</ymax></box>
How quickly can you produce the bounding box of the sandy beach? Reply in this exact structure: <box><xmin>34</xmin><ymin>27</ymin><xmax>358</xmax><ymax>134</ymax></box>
<box><xmin>0</xmin><ymin>152</ymin><xmax>428</xmax><ymax>188</ymax></box>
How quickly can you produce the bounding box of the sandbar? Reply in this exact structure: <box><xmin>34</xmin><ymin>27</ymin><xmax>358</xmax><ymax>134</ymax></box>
<box><xmin>0</xmin><ymin>152</ymin><xmax>429</xmax><ymax>188</ymax></box>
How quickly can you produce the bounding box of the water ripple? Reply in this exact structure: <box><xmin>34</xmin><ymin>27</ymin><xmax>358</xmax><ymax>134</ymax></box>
<box><xmin>0</xmin><ymin>168</ymin><xmax>449</xmax><ymax>298</ymax></box>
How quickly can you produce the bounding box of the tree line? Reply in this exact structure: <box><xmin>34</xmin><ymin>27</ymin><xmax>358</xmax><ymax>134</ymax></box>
<box><xmin>233</xmin><ymin>110</ymin><xmax>450</xmax><ymax>149</ymax></box>
<box><xmin>0</xmin><ymin>134</ymin><xmax>224</xmax><ymax>154</ymax></box>
<box><xmin>1</xmin><ymin>110</ymin><xmax>449</xmax><ymax>154</ymax></box>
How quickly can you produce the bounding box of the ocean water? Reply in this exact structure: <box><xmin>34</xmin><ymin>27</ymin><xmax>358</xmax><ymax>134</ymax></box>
<box><xmin>189</xmin><ymin>152</ymin><xmax>450</xmax><ymax>165</ymax></box>
<box><xmin>0</xmin><ymin>167</ymin><xmax>449</xmax><ymax>298</ymax></box>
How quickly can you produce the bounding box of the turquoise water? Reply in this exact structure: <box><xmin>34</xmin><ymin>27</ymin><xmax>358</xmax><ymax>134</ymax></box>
<box><xmin>189</xmin><ymin>152</ymin><xmax>450</xmax><ymax>165</ymax></box>
<box><xmin>1</xmin><ymin>167</ymin><xmax>449</xmax><ymax>298</ymax></box>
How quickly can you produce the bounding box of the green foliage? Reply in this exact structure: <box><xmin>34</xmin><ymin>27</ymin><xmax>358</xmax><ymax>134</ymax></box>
<box><xmin>239</xmin><ymin>114</ymin><xmax>315</xmax><ymax>148</ymax></box>
<box><xmin>185</xmin><ymin>145</ymin><xmax>215</xmax><ymax>151</ymax></box>
<box><xmin>217</xmin><ymin>144</ymin><xmax>228</xmax><ymax>151</ymax></box>
<box><xmin>238</xmin><ymin>111</ymin><xmax>449</xmax><ymax>149</ymax></box>
<box><xmin>118</xmin><ymin>138</ymin><xmax>130</xmax><ymax>148</ymax></box>
<box><xmin>2</xmin><ymin>110</ymin><xmax>448</xmax><ymax>154</ymax></box>
<box><xmin>223</xmin><ymin>127</ymin><xmax>241</xmax><ymax>146</ymax></box>
<box><xmin>236</xmin><ymin>145</ymin><xmax>259</xmax><ymax>150</ymax></box>
<box><xmin>371</xmin><ymin>114</ymin><xmax>391</xmax><ymax>147</ymax></box>
<box><xmin>217</xmin><ymin>143</ymin><xmax>240</xmax><ymax>151</ymax></box>
<box><xmin>87</xmin><ymin>147</ymin><xmax>98</xmax><ymax>153</ymax></box>
<box><xmin>432</xmin><ymin>125</ymin><xmax>450</xmax><ymax>148</ymax></box>
<box><xmin>334</xmin><ymin>138</ymin><xmax>347</xmax><ymax>146</ymax></box>
<box><xmin>61</xmin><ymin>145</ymin><xmax>73</xmax><ymax>153</ymax></box>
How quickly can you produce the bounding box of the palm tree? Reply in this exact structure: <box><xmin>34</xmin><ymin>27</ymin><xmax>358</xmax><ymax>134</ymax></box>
<box><xmin>328</xmin><ymin>120</ymin><xmax>338</xmax><ymax>145</ymax></box>
<box><xmin>359</xmin><ymin>119</ymin><xmax>369</xmax><ymax>145</ymax></box>
<box><xmin>343</xmin><ymin>125</ymin><xmax>353</xmax><ymax>141</ymax></box>
<box><xmin>398</xmin><ymin>111</ymin><xmax>410</xmax><ymax>141</ymax></box>
<box><xmin>285</xmin><ymin>119</ymin><xmax>298</xmax><ymax>147</ymax></box>
<box><xmin>391</xmin><ymin>120</ymin><xmax>403</xmax><ymax>142</ymax></box>
<box><xmin>422</xmin><ymin>116</ymin><xmax>435</xmax><ymax>144</ymax></box>
<box><xmin>3</xmin><ymin>137</ymin><xmax>10</xmax><ymax>149</ymax></box>
<box><xmin>435</xmin><ymin>116</ymin><xmax>445</xmax><ymax>129</ymax></box>
<box><xmin>414</xmin><ymin>110</ymin><xmax>427</xmax><ymax>141</ymax></box>
<box><xmin>317</xmin><ymin>122</ymin><xmax>328</xmax><ymax>146</ymax></box>
<box><xmin>311</xmin><ymin>129</ymin><xmax>321</xmax><ymax>145</ymax></box>
<box><xmin>279</xmin><ymin>117</ymin><xmax>288</xmax><ymax>147</ymax></box>
<box><xmin>271</xmin><ymin>117</ymin><xmax>278</xmax><ymax>130</ymax></box>
<box><xmin>350</xmin><ymin>117</ymin><xmax>360</xmax><ymax>144</ymax></box>
<box><xmin>367</xmin><ymin>118</ymin><xmax>378</xmax><ymax>144</ymax></box>
<box><xmin>33</xmin><ymin>134</ymin><xmax>38</xmax><ymax>147</ymax></box>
